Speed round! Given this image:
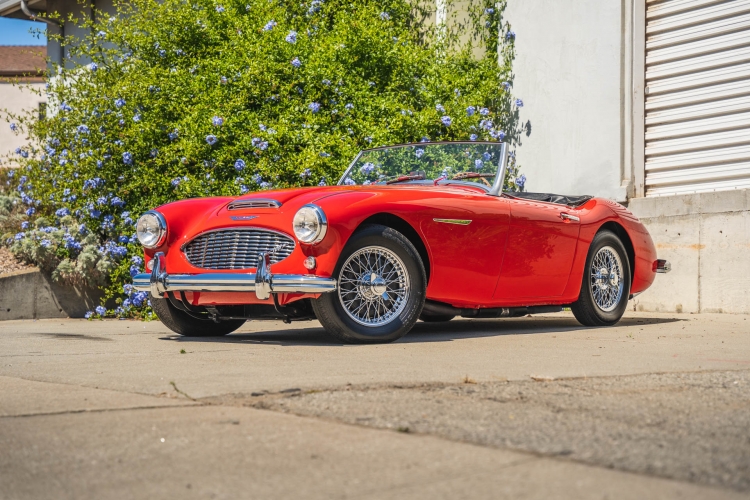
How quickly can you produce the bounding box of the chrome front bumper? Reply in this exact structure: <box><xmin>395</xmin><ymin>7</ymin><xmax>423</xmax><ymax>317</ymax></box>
<box><xmin>133</xmin><ymin>252</ymin><xmax>337</xmax><ymax>300</ymax></box>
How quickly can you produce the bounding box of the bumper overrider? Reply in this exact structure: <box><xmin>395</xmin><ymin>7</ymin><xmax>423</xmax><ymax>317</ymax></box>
<box><xmin>133</xmin><ymin>252</ymin><xmax>337</xmax><ymax>300</ymax></box>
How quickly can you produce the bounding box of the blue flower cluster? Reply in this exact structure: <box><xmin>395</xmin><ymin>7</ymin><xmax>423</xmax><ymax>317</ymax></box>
<box><xmin>83</xmin><ymin>177</ymin><xmax>105</xmax><ymax>190</ymax></box>
<box><xmin>307</xmin><ymin>0</ymin><xmax>322</xmax><ymax>15</ymax></box>
<box><xmin>63</xmin><ymin>233</ymin><xmax>82</xmax><ymax>252</ymax></box>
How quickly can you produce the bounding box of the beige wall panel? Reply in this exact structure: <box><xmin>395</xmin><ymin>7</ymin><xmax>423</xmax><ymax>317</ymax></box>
<box><xmin>633</xmin><ymin>215</ymin><xmax>701</xmax><ymax>313</ymax></box>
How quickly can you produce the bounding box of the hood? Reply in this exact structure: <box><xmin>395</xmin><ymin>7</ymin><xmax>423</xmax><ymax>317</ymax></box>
<box><xmin>154</xmin><ymin>182</ymin><xmax>488</xmax><ymax>250</ymax></box>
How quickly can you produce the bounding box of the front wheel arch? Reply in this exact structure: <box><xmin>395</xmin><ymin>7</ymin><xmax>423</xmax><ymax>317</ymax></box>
<box><xmin>354</xmin><ymin>213</ymin><xmax>431</xmax><ymax>284</ymax></box>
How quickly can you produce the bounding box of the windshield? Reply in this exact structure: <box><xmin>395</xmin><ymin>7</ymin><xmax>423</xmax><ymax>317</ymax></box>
<box><xmin>338</xmin><ymin>142</ymin><xmax>506</xmax><ymax>188</ymax></box>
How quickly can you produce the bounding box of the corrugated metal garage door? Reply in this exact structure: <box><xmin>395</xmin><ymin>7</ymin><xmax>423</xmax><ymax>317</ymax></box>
<box><xmin>645</xmin><ymin>0</ymin><xmax>750</xmax><ymax>196</ymax></box>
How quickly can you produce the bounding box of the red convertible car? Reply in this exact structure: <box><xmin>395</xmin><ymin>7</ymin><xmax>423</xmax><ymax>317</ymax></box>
<box><xmin>134</xmin><ymin>141</ymin><xmax>670</xmax><ymax>343</ymax></box>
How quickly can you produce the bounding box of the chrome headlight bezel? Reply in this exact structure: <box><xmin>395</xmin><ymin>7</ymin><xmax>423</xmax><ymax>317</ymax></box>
<box><xmin>292</xmin><ymin>204</ymin><xmax>327</xmax><ymax>244</ymax></box>
<box><xmin>136</xmin><ymin>210</ymin><xmax>167</xmax><ymax>248</ymax></box>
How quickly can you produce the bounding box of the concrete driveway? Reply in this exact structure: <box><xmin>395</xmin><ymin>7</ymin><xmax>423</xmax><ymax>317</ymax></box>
<box><xmin>1</xmin><ymin>311</ymin><xmax>748</xmax><ymax>499</ymax></box>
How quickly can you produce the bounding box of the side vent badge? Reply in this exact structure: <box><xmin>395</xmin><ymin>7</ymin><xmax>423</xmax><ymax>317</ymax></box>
<box><xmin>230</xmin><ymin>215</ymin><xmax>259</xmax><ymax>221</ymax></box>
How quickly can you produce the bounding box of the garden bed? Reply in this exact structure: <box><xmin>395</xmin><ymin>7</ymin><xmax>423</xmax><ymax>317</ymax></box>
<box><xmin>0</xmin><ymin>247</ymin><xmax>34</xmax><ymax>276</ymax></box>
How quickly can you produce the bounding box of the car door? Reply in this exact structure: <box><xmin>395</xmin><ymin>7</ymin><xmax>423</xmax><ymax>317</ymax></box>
<box><xmin>494</xmin><ymin>198</ymin><xmax>581</xmax><ymax>299</ymax></box>
<box><xmin>419</xmin><ymin>194</ymin><xmax>511</xmax><ymax>305</ymax></box>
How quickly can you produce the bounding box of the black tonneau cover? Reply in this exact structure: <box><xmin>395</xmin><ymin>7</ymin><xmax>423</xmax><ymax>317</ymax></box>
<box><xmin>504</xmin><ymin>192</ymin><xmax>593</xmax><ymax>208</ymax></box>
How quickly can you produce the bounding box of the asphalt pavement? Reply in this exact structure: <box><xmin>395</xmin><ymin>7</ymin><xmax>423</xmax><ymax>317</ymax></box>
<box><xmin>1</xmin><ymin>311</ymin><xmax>748</xmax><ymax>499</ymax></box>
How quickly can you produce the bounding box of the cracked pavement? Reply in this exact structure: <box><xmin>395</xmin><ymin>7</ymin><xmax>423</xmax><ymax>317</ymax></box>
<box><xmin>1</xmin><ymin>311</ymin><xmax>749</xmax><ymax>499</ymax></box>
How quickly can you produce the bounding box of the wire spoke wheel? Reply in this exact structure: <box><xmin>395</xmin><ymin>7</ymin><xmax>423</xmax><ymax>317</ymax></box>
<box><xmin>338</xmin><ymin>245</ymin><xmax>410</xmax><ymax>327</ymax></box>
<box><xmin>589</xmin><ymin>245</ymin><xmax>624</xmax><ymax>313</ymax></box>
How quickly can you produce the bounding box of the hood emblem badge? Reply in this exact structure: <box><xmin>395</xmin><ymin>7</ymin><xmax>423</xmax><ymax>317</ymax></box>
<box><xmin>230</xmin><ymin>215</ymin><xmax>259</xmax><ymax>221</ymax></box>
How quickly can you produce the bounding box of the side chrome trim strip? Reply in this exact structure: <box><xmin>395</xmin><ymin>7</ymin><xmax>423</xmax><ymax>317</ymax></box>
<box><xmin>433</xmin><ymin>218</ymin><xmax>472</xmax><ymax>225</ymax></box>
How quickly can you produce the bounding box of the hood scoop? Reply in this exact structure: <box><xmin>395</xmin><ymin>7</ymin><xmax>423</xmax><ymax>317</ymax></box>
<box><xmin>228</xmin><ymin>198</ymin><xmax>282</xmax><ymax>210</ymax></box>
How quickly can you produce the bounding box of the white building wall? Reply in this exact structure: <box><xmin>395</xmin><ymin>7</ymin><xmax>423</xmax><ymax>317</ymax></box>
<box><xmin>504</xmin><ymin>0</ymin><xmax>627</xmax><ymax>201</ymax></box>
<box><xmin>0</xmin><ymin>82</ymin><xmax>46</xmax><ymax>166</ymax></box>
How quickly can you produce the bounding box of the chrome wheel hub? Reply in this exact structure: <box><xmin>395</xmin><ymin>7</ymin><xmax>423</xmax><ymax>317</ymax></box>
<box><xmin>590</xmin><ymin>246</ymin><xmax>624</xmax><ymax>313</ymax></box>
<box><xmin>359</xmin><ymin>273</ymin><xmax>388</xmax><ymax>299</ymax></box>
<box><xmin>338</xmin><ymin>246</ymin><xmax>410</xmax><ymax>327</ymax></box>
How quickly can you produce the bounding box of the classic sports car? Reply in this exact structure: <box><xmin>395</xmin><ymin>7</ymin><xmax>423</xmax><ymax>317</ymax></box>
<box><xmin>134</xmin><ymin>141</ymin><xmax>670</xmax><ymax>343</ymax></box>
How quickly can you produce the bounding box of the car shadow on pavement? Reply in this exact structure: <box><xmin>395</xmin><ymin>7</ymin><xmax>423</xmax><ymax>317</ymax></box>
<box><xmin>160</xmin><ymin>325</ymin><xmax>342</xmax><ymax>346</ymax></box>
<box><xmin>400</xmin><ymin>315</ymin><xmax>684</xmax><ymax>343</ymax></box>
<box><xmin>159</xmin><ymin>315</ymin><xmax>683</xmax><ymax>346</ymax></box>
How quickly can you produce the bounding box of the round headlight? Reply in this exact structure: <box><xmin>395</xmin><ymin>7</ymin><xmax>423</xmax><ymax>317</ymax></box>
<box><xmin>136</xmin><ymin>211</ymin><xmax>167</xmax><ymax>248</ymax></box>
<box><xmin>293</xmin><ymin>204</ymin><xmax>327</xmax><ymax>244</ymax></box>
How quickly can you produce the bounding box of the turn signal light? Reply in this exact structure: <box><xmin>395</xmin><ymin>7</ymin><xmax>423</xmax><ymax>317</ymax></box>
<box><xmin>303</xmin><ymin>256</ymin><xmax>317</xmax><ymax>271</ymax></box>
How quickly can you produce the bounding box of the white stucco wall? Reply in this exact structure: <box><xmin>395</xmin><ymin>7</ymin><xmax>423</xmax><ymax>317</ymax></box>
<box><xmin>0</xmin><ymin>82</ymin><xmax>46</xmax><ymax>166</ymax></box>
<box><xmin>504</xmin><ymin>0</ymin><xmax>626</xmax><ymax>201</ymax></box>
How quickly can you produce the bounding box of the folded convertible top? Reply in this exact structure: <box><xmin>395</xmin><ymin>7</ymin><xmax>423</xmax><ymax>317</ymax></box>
<box><xmin>505</xmin><ymin>192</ymin><xmax>593</xmax><ymax>207</ymax></box>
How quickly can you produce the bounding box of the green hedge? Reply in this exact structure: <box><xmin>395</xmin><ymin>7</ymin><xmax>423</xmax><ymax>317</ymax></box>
<box><xmin>1</xmin><ymin>0</ymin><xmax>522</xmax><ymax>317</ymax></box>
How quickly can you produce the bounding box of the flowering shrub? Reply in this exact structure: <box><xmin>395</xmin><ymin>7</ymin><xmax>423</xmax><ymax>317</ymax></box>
<box><xmin>1</xmin><ymin>0</ymin><xmax>522</xmax><ymax>317</ymax></box>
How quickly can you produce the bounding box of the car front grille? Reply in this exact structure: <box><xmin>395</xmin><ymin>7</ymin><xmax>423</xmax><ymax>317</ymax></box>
<box><xmin>183</xmin><ymin>228</ymin><xmax>295</xmax><ymax>269</ymax></box>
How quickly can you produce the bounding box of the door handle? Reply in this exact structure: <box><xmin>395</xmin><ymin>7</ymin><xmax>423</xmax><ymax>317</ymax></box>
<box><xmin>560</xmin><ymin>212</ymin><xmax>580</xmax><ymax>222</ymax></box>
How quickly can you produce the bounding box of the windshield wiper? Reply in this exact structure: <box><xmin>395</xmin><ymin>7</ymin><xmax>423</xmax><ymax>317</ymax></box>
<box><xmin>384</xmin><ymin>172</ymin><xmax>426</xmax><ymax>185</ymax></box>
<box><xmin>451</xmin><ymin>172</ymin><xmax>495</xmax><ymax>187</ymax></box>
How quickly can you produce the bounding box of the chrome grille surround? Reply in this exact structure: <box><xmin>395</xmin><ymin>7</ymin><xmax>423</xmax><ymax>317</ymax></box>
<box><xmin>182</xmin><ymin>228</ymin><xmax>295</xmax><ymax>270</ymax></box>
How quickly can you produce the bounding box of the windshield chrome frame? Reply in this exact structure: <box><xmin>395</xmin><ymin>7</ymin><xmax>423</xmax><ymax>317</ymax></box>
<box><xmin>337</xmin><ymin>141</ymin><xmax>509</xmax><ymax>195</ymax></box>
<box><xmin>488</xmin><ymin>142</ymin><xmax>508</xmax><ymax>197</ymax></box>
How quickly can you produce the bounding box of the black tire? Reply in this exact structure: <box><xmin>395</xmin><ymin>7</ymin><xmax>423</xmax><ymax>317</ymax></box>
<box><xmin>151</xmin><ymin>296</ymin><xmax>245</xmax><ymax>337</ymax></box>
<box><xmin>571</xmin><ymin>230</ymin><xmax>631</xmax><ymax>326</ymax></box>
<box><xmin>312</xmin><ymin>224</ymin><xmax>426</xmax><ymax>343</ymax></box>
<box><xmin>419</xmin><ymin>313</ymin><xmax>455</xmax><ymax>322</ymax></box>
